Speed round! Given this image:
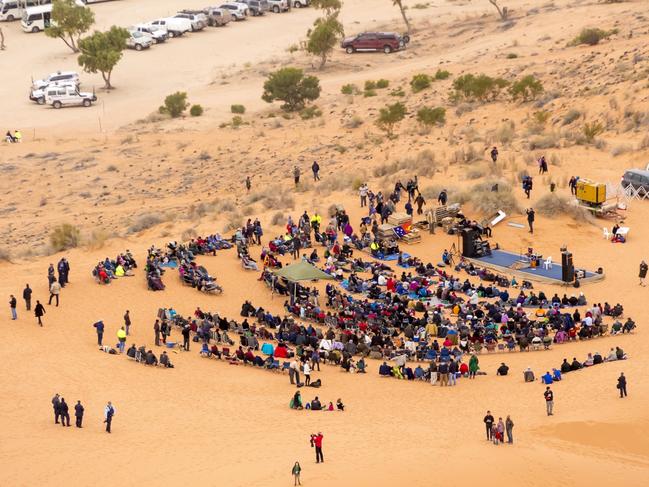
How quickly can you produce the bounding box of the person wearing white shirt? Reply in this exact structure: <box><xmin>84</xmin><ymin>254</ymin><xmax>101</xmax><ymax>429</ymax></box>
<box><xmin>303</xmin><ymin>361</ymin><xmax>311</xmax><ymax>386</ymax></box>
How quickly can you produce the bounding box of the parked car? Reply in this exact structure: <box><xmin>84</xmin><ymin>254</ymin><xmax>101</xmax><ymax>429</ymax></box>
<box><xmin>126</xmin><ymin>30</ymin><xmax>153</xmax><ymax>51</ymax></box>
<box><xmin>174</xmin><ymin>12</ymin><xmax>207</xmax><ymax>31</ymax></box>
<box><xmin>621</xmin><ymin>169</ymin><xmax>649</xmax><ymax>196</ymax></box>
<box><xmin>20</xmin><ymin>4</ymin><xmax>51</xmax><ymax>32</ymax></box>
<box><xmin>219</xmin><ymin>2</ymin><xmax>248</xmax><ymax>20</ymax></box>
<box><xmin>292</xmin><ymin>0</ymin><xmax>309</xmax><ymax>7</ymax></box>
<box><xmin>32</xmin><ymin>70</ymin><xmax>79</xmax><ymax>90</ymax></box>
<box><xmin>45</xmin><ymin>85</ymin><xmax>96</xmax><ymax>109</ymax></box>
<box><xmin>341</xmin><ymin>31</ymin><xmax>410</xmax><ymax>54</ymax></box>
<box><xmin>29</xmin><ymin>80</ymin><xmax>76</xmax><ymax>104</ymax></box>
<box><xmin>203</xmin><ymin>6</ymin><xmax>232</xmax><ymax>26</ymax></box>
<box><xmin>237</xmin><ymin>0</ymin><xmax>268</xmax><ymax>16</ymax></box>
<box><xmin>267</xmin><ymin>0</ymin><xmax>288</xmax><ymax>13</ymax></box>
<box><xmin>148</xmin><ymin>17</ymin><xmax>191</xmax><ymax>37</ymax></box>
<box><xmin>130</xmin><ymin>24</ymin><xmax>168</xmax><ymax>43</ymax></box>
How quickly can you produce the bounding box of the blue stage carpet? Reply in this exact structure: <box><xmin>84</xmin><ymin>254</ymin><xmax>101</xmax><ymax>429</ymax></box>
<box><xmin>472</xmin><ymin>249</ymin><xmax>597</xmax><ymax>282</ymax></box>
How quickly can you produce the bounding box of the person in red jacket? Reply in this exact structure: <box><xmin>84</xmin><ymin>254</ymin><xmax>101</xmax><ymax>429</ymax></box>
<box><xmin>311</xmin><ymin>432</ymin><xmax>324</xmax><ymax>463</ymax></box>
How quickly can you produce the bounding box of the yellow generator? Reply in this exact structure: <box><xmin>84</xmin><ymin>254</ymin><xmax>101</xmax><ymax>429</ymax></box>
<box><xmin>576</xmin><ymin>179</ymin><xmax>606</xmax><ymax>206</ymax></box>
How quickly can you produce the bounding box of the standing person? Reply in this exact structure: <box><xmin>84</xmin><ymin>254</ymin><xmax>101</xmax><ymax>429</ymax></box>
<box><xmin>48</xmin><ymin>263</ymin><xmax>56</xmax><ymax>286</ymax></box>
<box><xmin>526</xmin><ymin>208</ymin><xmax>535</xmax><ymax>234</ymax></box>
<box><xmin>310</xmin><ymin>349</ymin><xmax>321</xmax><ymax>372</ymax></box>
<box><xmin>117</xmin><ymin>327</ymin><xmax>127</xmax><ymax>353</ymax></box>
<box><xmin>160</xmin><ymin>320</ymin><xmax>169</xmax><ymax>345</ymax></box>
<box><xmin>311</xmin><ymin>432</ymin><xmax>324</xmax><ymax>463</ymax></box>
<box><xmin>9</xmin><ymin>294</ymin><xmax>17</xmax><ymax>320</ymax></box>
<box><xmin>438</xmin><ymin>361</ymin><xmax>449</xmax><ymax>386</ymax></box>
<box><xmin>312</xmin><ymin>160</ymin><xmax>320</xmax><ymax>181</ymax></box>
<box><xmin>469</xmin><ymin>354</ymin><xmax>479</xmax><ymax>379</ymax></box>
<box><xmin>52</xmin><ymin>393</ymin><xmax>61</xmax><ymax>424</ymax></box>
<box><xmin>617</xmin><ymin>372</ymin><xmax>627</xmax><ymax>398</ymax></box>
<box><xmin>290</xmin><ymin>359</ymin><xmax>301</xmax><ymax>386</ymax></box>
<box><xmin>48</xmin><ymin>280</ymin><xmax>61</xmax><ymax>307</ymax></box>
<box><xmin>293</xmin><ymin>166</ymin><xmax>301</xmax><ymax>186</ymax></box>
<box><xmin>34</xmin><ymin>300</ymin><xmax>45</xmax><ymax>326</ymax></box>
<box><xmin>544</xmin><ymin>386</ymin><xmax>554</xmax><ymax>416</ymax></box>
<box><xmin>303</xmin><ymin>360</ymin><xmax>311</xmax><ymax>386</ymax></box>
<box><xmin>490</xmin><ymin>146</ymin><xmax>499</xmax><ymax>163</ymax></box>
<box><xmin>496</xmin><ymin>417</ymin><xmax>505</xmax><ymax>444</ymax></box>
<box><xmin>569</xmin><ymin>176</ymin><xmax>578</xmax><ymax>195</ymax></box>
<box><xmin>448</xmin><ymin>359</ymin><xmax>458</xmax><ymax>386</ymax></box>
<box><xmin>245</xmin><ymin>175</ymin><xmax>251</xmax><ymax>192</ymax></box>
<box><xmin>292</xmin><ymin>461</ymin><xmax>302</xmax><ymax>486</ymax></box>
<box><xmin>639</xmin><ymin>261</ymin><xmax>647</xmax><ymax>287</ymax></box>
<box><xmin>154</xmin><ymin>319</ymin><xmax>161</xmax><ymax>347</ymax></box>
<box><xmin>437</xmin><ymin>189</ymin><xmax>448</xmax><ymax>206</ymax></box>
<box><xmin>483</xmin><ymin>411</ymin><xmax>495</xmax><ymax>441</ymax></box>
<box><xmin>74</xmin><ymin>401</ymin><xmax>84</xmax><ymax>428</ymax></box>
<box><xmin>104</xmin><ymin>401</ymin><xmax>115</xmax><ymax>433</ymax></box>
<box><xmin>359</xmin><ymin>183</ymin><xmax>368</xmax><ymax>208</ymax></box>
<box><xmin>414</xmin><ymin>193</ymin><xmax>426</xmax><ymax>215</ymax></box>
<box><xmin>59</xmin><ymin>398</ymin><xmax>70</xmax><ymax>427</ymax></box>
<box><xmin>93</xmin><ymin>320</ymin><xmax>104</xmax><ymax>346</ymax></box>
<box><xmin>124</xmin><ymin>310</ymin><xmax>131</xmax><ymax>335</ymax></box>
<box><xmin>182</xmin><ymin>324</ymin><xmax>190</xmax><ymax>351</ymax></box>
<box><xmin>57</xmin><ymin>258</ymin><xmax>66</xmax><ymax>287</ymax></box>
<box><xmin>505</xmin><ymin>415</ymin><xmax>514</xmax><ymax>444</ymax></box>
<box><xmin>23</xmin><ymin>284</ymin><xmax>32</xmax><ymax>311</ymax></box>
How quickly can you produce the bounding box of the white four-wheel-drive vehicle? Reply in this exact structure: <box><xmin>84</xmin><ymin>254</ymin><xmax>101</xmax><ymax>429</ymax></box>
<box><xmin>46</xmin><ymin>85</ymin><xmax>96</xmax><ymax>108</ymax></box>
<box><xmin>30</xmin><ymin>80</ymin><xmax>76</xmax><ymax>104</ymax></box>
<box><xmin>126</xmin><ymin>30</ymin><xmax>154</xmax><ymax>50</ymax></box>
<box><xmin>174</xmin><ymin>11</ymin><xmax>208</xmax><ymax>31</ymax></box>
<box><xmin>219</xmin><ymin>2</ymin><xmax>248</xmax><ymax>20</ymax></box>
<box><xmin>32</xmin><ymin>70</ymin><xmax>79</xmax><ymax>90</ymax></box>
<box><xmin>130</xmin><ymin>24</ymin><xmax>168</xmax><ymax>43</ymax></box>
<box><xmin>267</xmin><ymin>0</ymin><xmax>288</xmax><ymax>13</ymax></box>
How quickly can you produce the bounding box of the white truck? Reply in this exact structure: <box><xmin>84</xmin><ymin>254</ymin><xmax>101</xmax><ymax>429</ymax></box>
<box><xmin>32</xmin><ymin>70</ymin><xmax>80</xmax><ymax>90</ymax></box>
<box><xmin>46</xmin><ymin>85</ymin><xmax>96</xmax><ymax>108</ymax></box>
<box><xmin>219</xmin><ymin>2</ymin><xmax>247</xmax><ymax>20</ymax></box>
<box><xmin>174</xmin><ymin>12</ymin><xmax>207</xmax><ymax>31</ymax></box>
<box><xmin>267</xmin><ymin>0</ymin><xmax>288</xmax><ymax>13</ymax></box>
<box><xmin>129</xmin><ymin>23</ymin><xmax>168</xmax><ymax>43</ymax></box>
<box><xmin>126</xmin><ymin>30</ymin><xmax>153</xmax><ymax>50</ymax></box>
<box><xmin>30</xmin><ymin>80</ymin><xmax>76</xmax><ymax>104</ymax></box>
<box><xmin>148</xmin><ymin>17</ymin><xmax>191</xmax><ymax>38</ymax></box>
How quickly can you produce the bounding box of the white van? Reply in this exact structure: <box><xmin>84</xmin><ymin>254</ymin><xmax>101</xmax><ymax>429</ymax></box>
<box><xmin>0</xmin><ymin>1</ymin><xmax>21</xmax><ymax>21</ymax></box>
<box><xmin>45</xmin><ymin>85</ymin><xmax>96</xmax><ymax>108</ymax></box>
<box><xmin>21</xmin><ymin>3</ymin><xmax>52</xmax><ymax>32</ymax></box>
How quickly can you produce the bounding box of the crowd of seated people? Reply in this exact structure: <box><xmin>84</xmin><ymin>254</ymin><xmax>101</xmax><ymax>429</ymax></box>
<box><xmin>179</xmin><ymin>262</ymin><xmax>222</xmax><ymax>294</ymax></box>
<box><xmin>555</xmin><ymin>346</ymin><xmax>628</xmax><ymax>378</ymax></box>
<box><xmin>186</xmin><ymin>234</ymin><xmax>233</xmax><ymax>255</ymax></box>
<box><xmin>92</xmin><ymin>251</ymin><xmax>137</xmax><ymax>284</ymax></box>
<box><xmin>125</xmin><ymin>344</ymin><xmax>173</xmax><ymax>368</ymax></box>
<box><xmin>145</xmin><ymin>249</ymin><xmax>167</xmax><ymax>291</ymax></box>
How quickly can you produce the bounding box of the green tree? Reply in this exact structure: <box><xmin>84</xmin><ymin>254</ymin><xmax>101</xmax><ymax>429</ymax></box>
<box><xmin>310</xmin><ymin>0</ymin><xmax>342</xmax><ymax>14</ymax></box>
<box><xmin>307</xmin><ymin>13</ymin><xmax>344</xmax><ymax>69</ymax></box>
<box><xmin>393</xmin><ymin>0</ymin><xmax>411</xmax><ymax>33</ymax></box>
<box><xmin>45</xmin><ymin>0</ymin><xmax>95</xmax><ymax>53</ymax></box>
<box><xmin>78</xmin><ymin>26</ymin><xmax>129</xmax><ymax>89</ymax></box>
<box><xmin>451</xmin><ymin>73</ymin><xmax>509</xmax><ymax>101</ymax></box>
<box><xmin>159</xmin><ymin>92</ymin><xmax>189</xmax><ymax>118</ymax></box>
<box><xmin>262</xmin><ymin>67</ymin><xmax>321</xmax><ymax>111</ymax></box>
<box><xmin>510</xmin><ymin>75</ymin><xmax>544</xmax><ymax>101</ymax></box>
<box><xmin>376</xmin><ymin>102</ymin><xmax>406</xmax><ymax>138</ymax></box>
<box><xmin>417</xmin><ymin>106</ymin><xmax>446</xmax><ymax>127</ymax></box>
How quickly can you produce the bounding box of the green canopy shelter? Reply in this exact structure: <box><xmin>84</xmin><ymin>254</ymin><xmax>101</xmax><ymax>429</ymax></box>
<box><xmin>273</xmin><ymin>260</ymin><xmax>334</xmax><ymax>282</ymax></box>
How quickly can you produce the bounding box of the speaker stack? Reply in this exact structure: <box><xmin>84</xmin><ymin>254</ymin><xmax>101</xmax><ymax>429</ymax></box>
<box><xmin>462</xmin><ymin>228</ymin><xmax>477</xmax><ymax>257</ymax></box>
<box><xmin>561</xmin><ymin>251</ymin><xmax>574</xmax><ymax>283</ymax></box>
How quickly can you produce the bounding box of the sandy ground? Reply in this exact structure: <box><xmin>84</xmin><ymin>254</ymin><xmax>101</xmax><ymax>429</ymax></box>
<box><xmin>2</xmin><ymin>0</ymin><xmax>649</xmax><ymax>485</ymax></box>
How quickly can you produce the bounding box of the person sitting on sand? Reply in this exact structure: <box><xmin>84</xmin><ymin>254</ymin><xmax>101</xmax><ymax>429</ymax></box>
<box><xmin>160</xmin><ymin>351</ymin><xmax>173</xmax><ymax>368</ymax></box>
<box><xmin>583</xmin><ymin>353</ymin><xmax>594</xmax><ymax>367</ymax></box>
<box><xmin>336</xmin><ymin>398</ymin><xmax>345</xmax><ymax>411</ymax></box>
<box><xmin>291</xmin><ymin>391</ymin><xmax>303</xmax><ymax>410</ymax></box>
<box><xmin>570</xmin><ymin>357</ymin><xmax>582</xmax><ymax>371</ymax></box>
<box><xmin>552</xmin><ymin>368</ymin><xmax>562</xmax><ymax>381</ymax></box>
<box><xmin>310</xmin><ymin>397</ymin><xmax>322</xmax><ymax>411</ymax></box>
<box><xmin>145</xmin><ymin>350</ymin><xmax>158</xmax><ymax>366</ymax></box>
<box><xmin>560</xmin><ymin>359</ymin><xmax>571</xmax><ymax>374</ymax></box>
<box><xmin>541</xmin><ymin>371</ymin><xmax>553</xmax><ymax>385</ymax></box>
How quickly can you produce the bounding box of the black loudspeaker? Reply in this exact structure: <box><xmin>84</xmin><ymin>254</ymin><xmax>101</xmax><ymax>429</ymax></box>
<box><xmin>462</xmin><ymin>229</ymin><xmax>477</xmax><ymax>257</ymax></box>
<box><xmin>561</xmin><ymin>251</ymin><xmax>574</xmax><ymax>282</ymax></box>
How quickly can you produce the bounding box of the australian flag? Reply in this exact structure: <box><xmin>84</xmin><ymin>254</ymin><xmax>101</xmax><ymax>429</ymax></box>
<box><xmin>393</xmin><ymin>226</ymin><xmax>407</xmax><ymax>239</ymax></box>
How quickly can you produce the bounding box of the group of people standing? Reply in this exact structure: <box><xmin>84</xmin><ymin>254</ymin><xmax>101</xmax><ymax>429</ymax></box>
<box><xmin>51</xmin><ymin>394</ymin><xmax>116</xmax><ymax>433</ymax></box>
<box><xmin>483</xmin><ymin>411</ymin><xmax>514</xmax><ymax>444</ymax></box>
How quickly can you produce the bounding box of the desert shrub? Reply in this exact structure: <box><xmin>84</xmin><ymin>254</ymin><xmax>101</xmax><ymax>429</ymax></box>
<box><xmin>232</xmin><ymin>116</ymin><xmax>244</xmax><ymax>128</ymax></box>
<box><xmin>50</xmin><ymin>223</ymin><xmax>81</xmax><ymax>251</ymax></box>
<box><xmin>582</xmin><ymin>121</ymin><xmax>604</xmax><ymax>142</ymax></box>
<box><xmin>341</xmin><ymin>83</ymin><xmax>359</xmax><ymax>95</ymax></box>
<box><xmin>376</xmin><ymin>102</ymin><xmax>406</xmax><ymax>137</ymax></box>
<box><xmin>610</xmin><ymin>144</ymin><xmax>633</xmax><ymax>157</ymax></box>
<box><xmin>159</xmin><ymin>91</ymin><xmax>188</xmax><ymax>118</ymax></box>
<box><xmin>494</xmin><ymin>121</ymin><xmax>516</xmax><ymax>144</ymax></box>
<box><xmin>435</xmin><ymin>69</ymin><xmax>451</xmax><ymax>80</ymax></box>
<box><xmin>536</xmin><ymin>193</ymin><xmax>589</xmax><ymax>219</ymax></box>
<box><xmin>376</xmin><ymin>79</ymin><xmax>390</xmax><ymax>89</ymax></box>
<box><xmin>463</xmin><ymin>180</ymin><xmax>521</xmax><ymax>214</ymax></box>
<box><xmin>527</xmin><ymin>133</ymin><xmax>560</xmax><ymax>150</ymax></box>
<box><xmin>344</xmin><ymin>115</ymin><xmax>364</xmax><ymax>128</ymax></box>
<box><xmin>570</xmin><ymin>27</ymin><xmax>618</xmax><ymax>46</ymax></box>
<box><xmin>510</xmin><ymin>75</ymin><xmax>543</xmax><ymax>101</ymax></box>
<box><xmin>364</xmin><ymin>80</ymin><xmax>377</xmax><ymax>91</ymax></box>
<box><xmin>128</xmin><ymin>213</ymin><xmax>163</xmax><ymax>233</ymax></box>
<box><xmin>262</xmin><ymin>67</ymin><xmax>321</xmax><ymax>112</ymax></box>
<box><xmin>363</xmin><ymin>89</ymin><xmax>377</xmax><ymax>97</ymax></box>
<box><xmin>390</xmin><ymin>88</ymin><xmax>406</xmax><ymax>97</ymax></box>
<box><xmin>106</xmin><ymin>164</ymin><xmax>118</xmax><ymax>172</ymax></box>
<box><xmin>300</xmin><ymin>105</ymin><xmax>322</xmax><ymax>119</ymax></box>
<box><xmin>417</xmin><ymin>107</ymin><xmax>446</xmax><ymax>127</ymax></box>
<box><xmin>181</xmin><ymin>228</ymin><xmax>198</xmax><ymax>241</ymax></box>
<box><xmin>0</xmin><ymin>247</ymin><xmax>11</xmax><ymax>261</ymax></box>
<box><xmin>86</xmin><ymin>229</ymin><xmax>109</xmax><ymax>249</ymax></box>
<box><xmin>189</xmin><ymin>104</ymin><xmax>203</xmax><ymax>117</ymax></box>
<box><xmin>451</xmin><ymin>73</ymin><xmax>509</xmax><ymax>101</ymax></box>
<box><xmin>562</xmin><ymin>109</ymin><xmax>581</xmax><ymax>125</ymax></box>
<box><xmin>270</xmin><ymin>212</ymin><xmax>285</xmax><ymax>226</ymax></box>
<box><xmin>533</xmin><ymin>110</ymin><xmax>550</xmax><ymax>126</ymax></box>
<box><xmin>506</xmin><ymin>53</ymin><xmax>518</xmax><ymax>59</ymax></box>
<box><xmin>410</xmin><ymin>74</ymin><xmax>432</xmax><ymax>93</ymax></box>
<box><xmin>450</xmin><ymin>145</ymin><xmax>480</xmax><ymax>164</ymax></box>
<box><xmin>231</xmin><ymin>104</ymin><xmax>246</xmax><ymax>114</ymax></box>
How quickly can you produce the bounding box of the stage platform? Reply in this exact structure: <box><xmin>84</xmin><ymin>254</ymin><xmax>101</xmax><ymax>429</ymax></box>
<box><xmin>467</xmin><ymin>249</ymin><xmax>603</xmax><ymax>285</ymax></box>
